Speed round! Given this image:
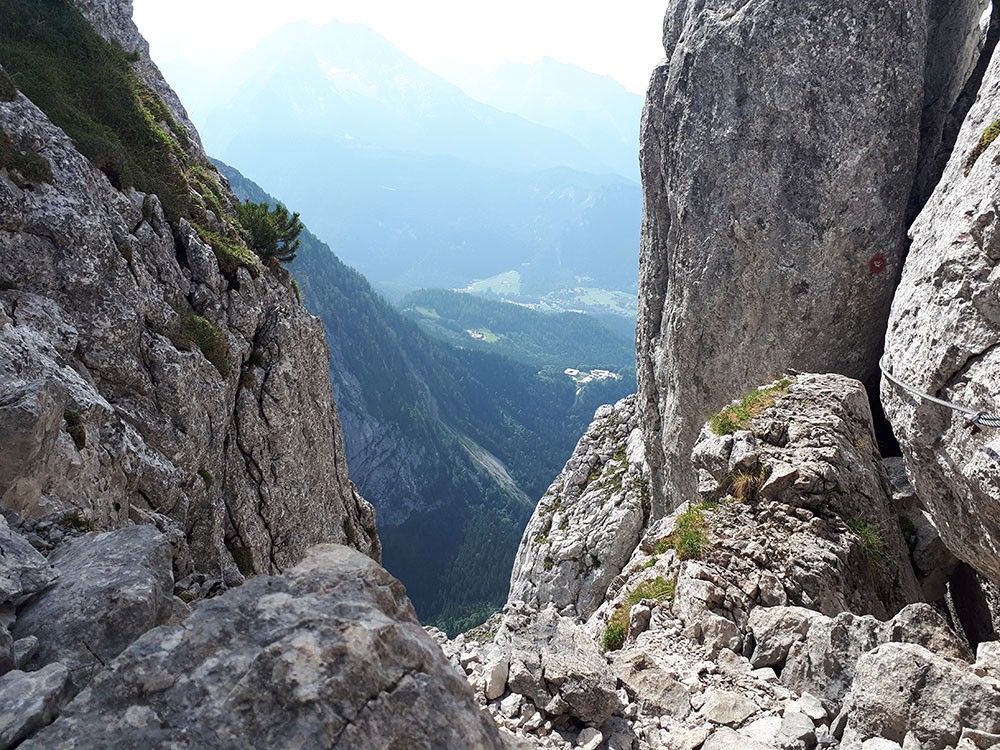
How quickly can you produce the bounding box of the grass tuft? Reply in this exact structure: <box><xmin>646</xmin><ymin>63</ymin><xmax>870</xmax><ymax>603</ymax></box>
<box><xmin>62</xmin><ymin>509</ymin><xmax>98</xmax><ymax>532</ymax></box>
<box><xmin>0</xmin><ymin>127</ymin><xmax>52</xmax><ymax>188</ymax></box>
<box><xmin>846</xmin><ymin>517</ymin><xmax>888</xmax><ymax>567</ymax></box>
<box><xmin>657</xmin><ymin>506</ymin><xmax>710</xmax><ymax>560</ymax></box>
<box><xmin>63</xmin><ymin>409</ymin><xmax>86</xmax><ymax>449</ymax></box>
<box><xmin>601</xmin><ymin>576</ymin><xmax>675</xmax><ymax>652</ymax></box>
<box><xmin>964</xmin><ymin>119</ymin><xmax>1000</xmax><ymax>176</ymax></box>
<box><xmin>0</xmin><ymin>67</ymin><xmax>17</xmax><ymax>101</ymax></box>
<box><xmin>230</xmin><ymin>546</ymin><xmax>255</xmax><ymax>577</ymax></box>
<box><xmin>710</xmin><ymin>377</ymin><xmax>793</xmax><ymax>435</ymax></box>
<box><xmin>194</xmin><ymin>224</ymin><xmax>261</xmax><ymax>281</ymax></box>
<box><xmin>729</xmin><ymin>465</ymin><xmax>770</xmax><ymax>502</ymax></box>
<box><xmin>170</xmin><ymin>310</ymin><xmax>230</xmax><ymax>377</ymax></box>
<box><xmin>197</xmin><ymin>467</ymin><xmax>214</xmax><ymax>490</ymax></box>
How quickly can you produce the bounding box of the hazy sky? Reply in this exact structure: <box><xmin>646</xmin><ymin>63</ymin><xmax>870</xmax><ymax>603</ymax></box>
<box><xmin>132</xmin><ymin>0</ymin><xmax>666</xmax><ymax>95</ymax></box>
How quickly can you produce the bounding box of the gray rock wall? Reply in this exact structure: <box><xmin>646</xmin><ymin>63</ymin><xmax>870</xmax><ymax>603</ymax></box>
<box><xmin>882</xmin><ymin>35</ymin><xmax>1000</xmax><ymax>585</ymax></box>
<box><xmin>636</xmin><ymin>0</ymin><xmax>987</xmax><ymax>513</ymax></box>
<box><xmin>507</xmin><ymin>396</ymin><xmax>649</xmax><ymax>620</ymax></box>
<box><xmin>0</xmin><ymin>9</ymin><xmax>378</xmax><ymax>578</ymax></box>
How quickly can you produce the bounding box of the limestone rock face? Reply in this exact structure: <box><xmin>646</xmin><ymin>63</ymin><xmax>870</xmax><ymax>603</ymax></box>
<box><xmin>838</xmin><ymin>643</ymin><xmax>1000</xmax><ymax>750</ymax></box>
<box><xmin>508</xmin><ymin>396</ymin><xmax>649</xmax><ymax>620</ymax></box>
<box><xmin>913</xmin><ymin>0</ymin><xmax>992</xmax><ymax>207</ymax></box>
<box><xmin>11</xmin><ymin>527</ymin><xmax>176</xmax><ymax>693</ymax></box>
<box><xmin>495</xmin><ymin>605</ymin><xmax>622</xmax><ymax>726</ymax></box>
<box><xmin>681</xmin><ymin>374</ymin><xmax>922</xmax><ymax>630</ymax></box>
<box><xmin>23</xmin><ymin>545</ymin><xmax>503</xmax><ymax>750</ymax></box>
<box><xmin>750</xmin><ymin>603</ymin><xmax>969</xmax><ymax>717</ymax></box>
<box><xmin>637</xmin><ymin>0</ymin><xmax>985</xmax><ymax>509</ymax></box>
<box><xmin>455</xmin><ymin>374</ymin><xmax>943</xmax><ymax>749</ymax></box>
<box><xmin>881</xmin><ymin>30</ymin><xmax>1000</xmax><ymax>585</ymax></box>
<box><xmin>0</xmin><ymin>35</ymin><xmax>378</xmax><ymax>574</ymax></box>
<box><xmin>0</xmin><ymin>514</ymin><xmax>56</xmax><ymax>607</ymax></box>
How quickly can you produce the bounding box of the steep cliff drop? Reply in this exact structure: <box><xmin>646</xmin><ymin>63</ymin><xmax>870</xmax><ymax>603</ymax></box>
<box><xmin>0</xmin><ymin>0</ymin><xmax>379</xmax><ymax>580</ymax></box>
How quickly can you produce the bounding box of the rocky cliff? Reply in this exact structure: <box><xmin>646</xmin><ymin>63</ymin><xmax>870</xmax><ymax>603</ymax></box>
<box><xmin>637</xmin><ymin>0</ymin><xmax>991</xmax><ymax>511</ymax></box>
<box><xmin>882</xmin><ymin>19</ymin><xmax>1000</xmax><ymax>586</ymax></box>
<box><xmin>443</xmin><ymin>373</ymin><xmax>1000</xmax><ymax>750</ymax></box>
<box><xmin>0</xmin><ymin>0</ymin><xmax>378</xmax><ymax>581</ymax></box>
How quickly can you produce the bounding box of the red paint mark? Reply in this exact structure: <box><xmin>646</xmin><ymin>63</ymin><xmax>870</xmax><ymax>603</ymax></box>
<box><xmin>869</xmin><ymin>253</ymin><xmax>887</xmax><ymax>274</ymax></box>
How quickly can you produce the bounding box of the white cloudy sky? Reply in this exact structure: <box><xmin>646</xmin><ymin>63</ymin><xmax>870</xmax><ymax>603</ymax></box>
<box><xmin>132</xmin><ymin>0</ymin><xmax>666</xmax><ymax>95</ymax></box>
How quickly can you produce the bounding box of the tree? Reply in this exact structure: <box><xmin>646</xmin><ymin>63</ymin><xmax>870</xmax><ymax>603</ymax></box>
<box><xmin>234</xmin><ymin>200</ymin><xmax>303</xmax><ymax>264</ymax></box>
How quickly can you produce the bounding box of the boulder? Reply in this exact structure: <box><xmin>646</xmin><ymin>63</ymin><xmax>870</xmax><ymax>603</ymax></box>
<box><xmin>839</xmin><ymin>643</ymin><xmax>1000</xmax><ymax>750</ymax></box>
<box><xmin>0</xmin><ymin>663</ymin><xmax>71</xmax><ymax>748</ymax></box>
<box><xmin>615</xmin><ymin>651</ymin><xmax>691</xmax><ymax>719</ymax></box>
<box><xmin>21</xmin><ymin>545</ymin><xmax>503</xmax><ymax>750</ymax></box>
<box><xmin>703</xmin><ymin>726</ymin><xmax>772</xmax><ymax>750</ymax></box>
<box><xmin>699</xmin><ymin>689</ymin><xmax>757</xmax><ymax>726</ymax></box>
<box><xmin>752</xmin><ymin>603</ymin><xmax>975</xmax><ymax>718</ymax></box>
<box><xmin>498</xmin><ymin>606</ymin><xmax>621</xmax><ymax>726</ymax></box>
<box><xmin>12</xmin><ymin>526</ymin><xmax>176</xmax><ymax>692</ymax></box>
<box><xmin>748</xmin><ymin>606</ymin><xmax>823</xmax><ymax>669</ymax></box>
<box><xmin>0</xmin><ymin>514</ymin><xmax>57</xmax><ymax>606</ymax></box>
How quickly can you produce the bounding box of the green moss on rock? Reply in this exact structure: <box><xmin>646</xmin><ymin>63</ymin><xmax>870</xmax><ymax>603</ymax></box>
<box><xmin>170</xmin><ymin>310</ymin><xmax>230</xmax><ymax>377</ymax></box>
<box><xmin>964</xmin><ymin>119</ymin><xmax>1000</xmax><ymax>175</ymax></box>
<box><xmin>0</xmin><ymin>127</ymin><xmax>52</xmax><ymax>188</ymax></box>
<box><xmin>0</xmin><ymin>0</ymin><xmax>190</xmax><ymax>218</ymax></box>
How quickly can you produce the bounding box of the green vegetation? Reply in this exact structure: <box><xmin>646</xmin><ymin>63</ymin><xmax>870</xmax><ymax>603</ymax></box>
<box><xmin>342</xmin><ymin>518</ymin><xmax>357</xmax><ymax>546</ymax></box>
<box><xmin>0</xmin><ymin>127</ymin><xmax>52</xmax><ymax>188</ymax></box>
<box><xmin>0</xmin><ymin>67</ymin><xmax>16</xmax><ymax>101</ymax></box>
<box><xmin>0</xmin><ymin>0</ymin><xmax>194</xmax><ymax>220</ymax></box>
<box><xmin>230</xmin><ymin>546</ymin><xmax>255</xmax><ymax>577</ymax></box>
<box><xmin>847</xmin><ymin>517</ymin><xmax>888</xmax><ymax>567</ymax></box>
<box><xmin>602</xmin><ymin>619</ymin><xmax>627</xmax><ymax>652</ymax></box>
<box><xmin>964</xmin><ymin>119</ymin><xmax>1000</xmax><ymax>175</ymax></box>
<box><xmin>234</xmin><ymin>200</ymin><xmax>303</xmax><ymax>264</ymax></box>
<box><xmin>710</xmin><ymin>377</ymin><xmax>794</xmax><ymax>435</ymax></box>
<box><xmin>0</xmin><ymin>0</ymin><xmax>279</xmax><ymax>292</ymax></box>
<box><xmin>63</xmin><ymin>409</ymin><xmax>86</xmax><ymax>449</ymax></box>
<box><xmin>170</xmin><ymin>311</ymin><xmax>230</xmax><ymax>377</ymax></box>
<box><xmin>400</xmin><ymin>287</ymin><xmax>634</xmax><ymax>374</ymax></box>
<box><xmin>657</xmin><ymin>506</ymin><xmax>710</xmax><ymax>561</ymax></box>
<box><xmin>193</xmin><ymin>225</ymin><xmax>261</xmax><ymax>280</ymax></box>
<box><xmin>602</xmin><ymin>576</ymin><xmax>675</xmax><ymax>651</ymax></box>
<box><xmin>463</xmin><ymin>614</ymin><xmax>502</xmax><ymax>644</ymax></box>
<box><xmin>62</xmin><ymin>509</ymin><xmax>98</xmax><ymax>532</ymax></box>
<box><xmin>197</xmin><ymin>468</ymin><xmax>214</xmax><ymax>490</ymax></box>
<box><xmin>464</xmin><ymin>270</ymin><xmax>522</xmax><ymax>296</ymax></box>
<box><xmin>0</xmin><ymin>278</ymin><xmax>16</xmax><ymax>291</ymax></box>
<box><xmin>247</xmin><ymin>348</ymin><xmax>266</xmax><ymax>369</ymax></box>
<box><xmin>729</xmin><ymin>465</ymin><xmax>770</xmax><ymax>502</ymax></box>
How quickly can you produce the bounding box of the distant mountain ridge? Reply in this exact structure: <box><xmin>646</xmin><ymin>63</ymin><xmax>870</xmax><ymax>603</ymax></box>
<box><xmin>187</xmin><ymin>20</ymin><xmax>641</xmax><ymax>306</ymax></box>
<box><xmin>440</xmin><ymin>57</ymin><xmax>644</xmax><ymax>181</ymax></box>
<box><xmin>201</xmin><ymin>20</ymin><xmax>613</xmax><ymax>176</ymax></box>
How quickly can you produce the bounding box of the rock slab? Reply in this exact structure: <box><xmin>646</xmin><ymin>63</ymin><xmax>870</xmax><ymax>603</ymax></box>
<box><xmin>22</xmin><ymin>545</ymin><xmax>504</xmax><ymax>750</ymax></box>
